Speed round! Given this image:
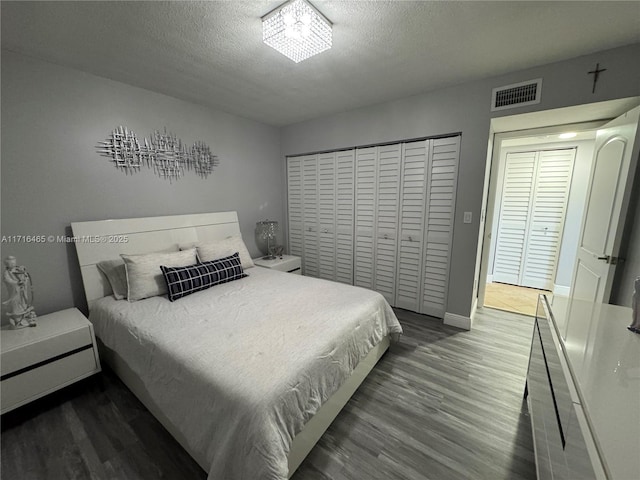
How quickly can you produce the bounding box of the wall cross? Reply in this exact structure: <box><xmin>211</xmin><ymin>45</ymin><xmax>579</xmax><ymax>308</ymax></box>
<box><xmin>587</xmin><ymin>63</ymin><xmax>607</xmax><ymax>94</ymax></box>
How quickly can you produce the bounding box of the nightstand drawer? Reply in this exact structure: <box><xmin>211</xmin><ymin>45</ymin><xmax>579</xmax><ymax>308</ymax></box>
<box><xmin>1</xmin><ymin>348</ymin><xmax>97</xmax><ymax>412</ymax></box>
<box><xmin>1</xmin><ymin>325</ymin><xmax>93</xmax><ymax>376</ymax></box>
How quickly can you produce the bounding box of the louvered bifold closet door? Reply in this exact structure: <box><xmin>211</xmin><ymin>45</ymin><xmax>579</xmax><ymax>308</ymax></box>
<box><xmin>521</xmin><ymin>149</ymin><xmax>575</xmax><ymax>290</ymax></box>
<box><xmin>492</xmin><ymin>152</ymin><xmax>537</xmax><ymax>285</ymax></box>
<box><xmin>302</xmin><ymin>155</ymin><xmax>319</xmax><ymax>277</ymax></box>
<box><xmin>395</xmin><ymin>140</ymin><xmax>429</xmax><ymax>311</ymax></box>
<box><xmin>335</xmin><ymin>150</ymin><xmax>355</xmax><ymax>284</ymax></box>
<box><xmin>317</xmin><ymin>152</ymin><xmax>336</xmax><ymax>280</ymax></box>
<box><xmin>354</xmin><ymin>147</ymin><xmax>377</xmax><ymax>289</ymax></box>
<box><xmin>422</xmin><ymin>136</ymin><xmax>460</xmax><ymax>318</ymax></box>
<box><xmin>287</xmin><ymin>156</ymin><xmax>304</xmax><ymax>258</ymax></box>
<box><xmin>374</xmin><ymin>144</ymin><xmax>402</xmax><ymax>304</ymax></box>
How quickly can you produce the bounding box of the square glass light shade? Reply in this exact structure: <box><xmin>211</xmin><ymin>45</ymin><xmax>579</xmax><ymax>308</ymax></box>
<box><xmin>262</xmin><ymin>0</ymin><xmax>332</xmax><ymax>63</ymax></box>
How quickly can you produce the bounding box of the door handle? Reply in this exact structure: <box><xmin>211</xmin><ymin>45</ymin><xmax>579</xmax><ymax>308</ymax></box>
<box><xmin>597</xmin><ymin>255</ymin><xmax>618</xmax><ymax>264</ymax></box>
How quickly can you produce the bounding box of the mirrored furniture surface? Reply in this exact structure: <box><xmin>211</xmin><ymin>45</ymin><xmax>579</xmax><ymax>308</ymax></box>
<box><xmin>526</xmin><ymin>295</ymin><xmax>639</xmax><ymax>480</ymax></box>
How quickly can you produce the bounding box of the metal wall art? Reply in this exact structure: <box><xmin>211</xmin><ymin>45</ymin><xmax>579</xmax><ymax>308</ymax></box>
<box><xmin>97</xmin><ymin>126</ymin><xmax>219</xmax><ymax>182</ymax></box>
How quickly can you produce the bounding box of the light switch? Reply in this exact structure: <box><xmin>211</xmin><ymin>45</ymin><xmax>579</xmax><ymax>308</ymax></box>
<box><xmin>463</xmin><ymin>211</ymin><xmax>472</xmax><ymax>224</ymax></box>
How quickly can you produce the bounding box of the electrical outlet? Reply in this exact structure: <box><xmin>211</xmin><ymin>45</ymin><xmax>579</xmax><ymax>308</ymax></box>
<box><xmin>463</xmin><ymin>211</ymin><xmax>472</xmax><ymax>224</ymax></box>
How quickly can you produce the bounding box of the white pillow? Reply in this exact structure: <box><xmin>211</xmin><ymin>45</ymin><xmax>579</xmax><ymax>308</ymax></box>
<box><xmin>122</xmin><ymin>248</ymin><xmax>198</xmax><ymax>301</ymax></box>
<box><xmin>196</xmin><ymin>235</ymin><xmax>254</xmax><ymax>269</ymax></box>
<box><xmin>98</xmin><ymin>246</ymin><xmax>179</xmax><ymax>300</ymax></box>
<box><xmin>97</xmin><ymin>259</ymin><xmax>128</xmax><ymax>300</ymax></box>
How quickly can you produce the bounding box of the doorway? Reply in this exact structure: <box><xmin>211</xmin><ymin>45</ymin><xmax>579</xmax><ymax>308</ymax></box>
<box><xmin>484</xmin><ymin>131</ymin><xmax>596</xmax><ymax>316</ymax></box>
<box><xmin>476</xmin><ymin>97</ymin><xmax>640</xmax><ymax>318</ymax></box>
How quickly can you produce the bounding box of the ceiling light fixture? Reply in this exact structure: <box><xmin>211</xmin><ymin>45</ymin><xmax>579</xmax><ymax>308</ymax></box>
<box><xmin>559</xmin><ymin>132</ymin><xmax>577</xmax><ymax>139</ymax></box>
<box><xmin>262</xmin><ymin>0</ymin><xmax>332</xmax><ymax>63</ymax></box>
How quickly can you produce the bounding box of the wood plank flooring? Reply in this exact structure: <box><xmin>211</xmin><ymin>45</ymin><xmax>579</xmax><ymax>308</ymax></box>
<box><xmin>1</xmin><ymin>308</ymin><xmax>536</xmax><ymax>480</ymax></box>
<box><xmin>484</xmin><ymin>282</ymin><xmax>551</xmax><ymax>317</ymax></box>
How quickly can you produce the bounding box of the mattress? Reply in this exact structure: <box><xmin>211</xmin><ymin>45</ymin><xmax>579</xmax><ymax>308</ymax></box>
<box><xmin>89</xmin><ymin>267</ymin><xmax>402</xmax><ymax>479</ymax></box>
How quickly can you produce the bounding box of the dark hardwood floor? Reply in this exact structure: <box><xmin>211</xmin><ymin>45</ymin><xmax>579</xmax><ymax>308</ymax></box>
<box><xmin>1</xmin><ymin>307</ymin><xmax>536</xmax><ymax>480</ymax></box>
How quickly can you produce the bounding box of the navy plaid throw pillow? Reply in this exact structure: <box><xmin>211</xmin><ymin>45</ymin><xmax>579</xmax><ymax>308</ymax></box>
<box><xmin>160</xmin><ymin>252</ymin><xmax>247</xmax><ymax>302</ymax></box>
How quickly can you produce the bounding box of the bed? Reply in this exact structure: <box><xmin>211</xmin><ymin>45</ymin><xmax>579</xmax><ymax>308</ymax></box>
<box><xmin>72</xmin><ymin>211</ymin><xmax>402</xmax><ymax>479</ymax></box>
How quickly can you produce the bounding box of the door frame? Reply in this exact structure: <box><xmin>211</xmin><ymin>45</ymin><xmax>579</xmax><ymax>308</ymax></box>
<box><xmin>475</xmin><ymin>106</ymin><xmax>635</xmax><ymax>311</ymax></box>
<box><xmin>479</xmin><ymin>122</ymin><xmax>604</xmax><ymax>309</ymax></box>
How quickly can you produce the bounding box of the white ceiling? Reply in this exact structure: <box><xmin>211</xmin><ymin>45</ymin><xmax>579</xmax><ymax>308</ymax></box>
<box><xmin>2</xmin><ymin>1</ymin><xmax>639</xmax><ymax>126</ymax></box>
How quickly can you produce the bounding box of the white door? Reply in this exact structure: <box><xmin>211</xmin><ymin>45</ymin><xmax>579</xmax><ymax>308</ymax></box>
<box><xmin>395</xmin><ymin>140</ymin><xmax>429</xmax><ymax>311</ymax></box>
<box><xmin>335</xmin><ymin>150</ymin><xmax>355</xmax><ymax>284</ymax></box>
<box><xmin>492</xmin><ymin>148</ymin><xmax>575</xmax><ymax>290</ymax></box>
<box><xmin>422</xmin><ymin>136</ymin><xmax>460</xmax><ymax>318</ymax></box>
<box><xmin>302</xmin><ymin>155</ymin><xmax>319</xmax><ymax>277</ymax></box>
<box><xmin>317</xmin><ymin>152</ymin><xmax>336</xmax><ymax>280</ymax></box>
<box><xmin>374</xmin><ymin>144</ymin><xmax>402</xmax><ymax>304</ymax></box>
<box><xmin>569</xmin><ymin>106</ymin><xmax>640</xmax><ymax>306</ymax></box>
<box><xmin>287</xmin><ymin>157</ymin><xmax>304</xmax><ymax>258</ymax></box>
<box><xmin>492</xmin><ymin>152</ymin><xmax>537</xmax><ymax>285</ymax></box>
<box><xmin>521</xmin><ymin>149</ymin><xmax>576</xmax><ymax>290</ymax></box>
<box><xmin>354</xmin><ymin>147</ymin><xmax>377</xmax><ymax>289</ymax></box>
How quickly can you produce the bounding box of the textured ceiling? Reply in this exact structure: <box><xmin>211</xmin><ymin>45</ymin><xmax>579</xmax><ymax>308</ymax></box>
<box><xmin>2</xmin><ymin>1</ymin><xmax>639</xmax><ymax>126</ymax></box>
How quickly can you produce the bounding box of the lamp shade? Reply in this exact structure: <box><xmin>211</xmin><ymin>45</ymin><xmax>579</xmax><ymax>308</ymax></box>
<box><xmin>255</xmin><ymin>220</ymin><xmax>279</xmax><ymax>257</ymax></box>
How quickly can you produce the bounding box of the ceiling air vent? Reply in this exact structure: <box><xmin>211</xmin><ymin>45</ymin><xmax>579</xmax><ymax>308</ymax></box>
<box><xmin>491</xmin><ymin>78</ymin><xmax>542</xmax><ymax>111</ymax></box>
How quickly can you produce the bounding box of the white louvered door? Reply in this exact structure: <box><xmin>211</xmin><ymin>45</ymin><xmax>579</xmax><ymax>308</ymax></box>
<box><xmin>354</xmin><ymin>147</ymin><xmax>377</xmax><ymax>290</ymax></box>
<box><xmin>287</xmin><ymin>157</ymin><xmax>304</xmax><ymax>258</ymax></box>
<box><xmin>493</xmin><ymin>148</ymin><xmax>575</xmax><ymax>290</ymax></box>
<box><xmin>395</xmin><ymin>140</ymin><xmax>429</xmax><ymax>311</ymax></box>
<box><xmin>374</xmin><ymin>145</ymin><xmax>402</xmax><ymax>304</ymax></box>
<box><xmin>493</xmin><ymin>152</ymin><xmax>537</xmax><ymax>285</ymax></box>
<box><xmin>302</xmin><ymin>155</ymin><xmax>319</xmax><ymax>277</ymax></box>
<box><xmin>317</xmin><ymin>152</ymin><xmax>336</xmax><ymax>280</ymax></box>
<box><xmin>335</xmin><ymin>150</ymin><xmax>355</xmax><ymax>284</ymax></box>
<box><xmin>422</xmin><ymin>136</ymin><xmax>460</xmax><ymax>318</ymax></box>
<box><xmin>521</xmin><ymin>149</ymin><xmax>575</xmax><ymax>290</ymax></box>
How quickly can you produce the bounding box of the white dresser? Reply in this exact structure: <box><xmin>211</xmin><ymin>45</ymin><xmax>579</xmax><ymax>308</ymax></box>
<box><xmin>1</xmin><ymin>308</ymin><xmax>101</xmax><ymax>414</ymax></box>
<box><xmin>527</xmin><ymin>295</ymin><xmax>639</xmax><ymax>480</ymax></box>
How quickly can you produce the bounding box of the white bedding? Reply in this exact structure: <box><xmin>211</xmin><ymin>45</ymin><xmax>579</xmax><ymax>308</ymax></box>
<box><xmin>89</xmin><ymin>267</ymin><xmax>402</xmax><ymax>479</ymax></box>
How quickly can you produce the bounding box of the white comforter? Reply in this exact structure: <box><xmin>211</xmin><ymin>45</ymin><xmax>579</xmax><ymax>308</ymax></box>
<box><xmin>89</xmin><ymin>267</ymin><xmax>402</xmax><ymax>479</ymax></box>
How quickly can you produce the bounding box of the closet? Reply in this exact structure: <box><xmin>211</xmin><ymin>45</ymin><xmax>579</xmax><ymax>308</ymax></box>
<box><xmin>288</xmin><ymin>151</ymin><xmax>355</xmax><ymax>284</ymax></box>
<box><xmin>492</xmin><ymin>148</ymin><xmax>576</xmax><ymax>290</ymax></box>
<box><xmin>287</xmin><ymin>135</ymin><xmax>460</xmax><ymax>318</ymax></box>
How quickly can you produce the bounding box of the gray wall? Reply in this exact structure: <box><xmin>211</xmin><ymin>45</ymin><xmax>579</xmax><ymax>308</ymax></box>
<box><xmin>612</xmin><ymin>161</ymin><xmax>640</xmax><ymax>308</ymax></box>
<box><xmin>281</xmin><ymin>43</ymin><xmax>640</xmax><ymax>318</ymax></box>
<box><xmin>1</xmin><ymin>51</ymin><xmax>283</xmax><ymax>317</ymax></box>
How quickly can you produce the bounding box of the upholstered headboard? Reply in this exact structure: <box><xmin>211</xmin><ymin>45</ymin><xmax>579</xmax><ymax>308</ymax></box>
<box><xmin>71</xmin><ymin>211</ymin><xmax>241</xmax><ymax>308</ymax></box>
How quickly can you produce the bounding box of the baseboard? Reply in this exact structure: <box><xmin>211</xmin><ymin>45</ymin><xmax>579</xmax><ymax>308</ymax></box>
<box><xmin>444</xmin><ymin>311</ymin><xmax>471</xmax><ymax>330</ymax></box>
<box><xmin>470</xmin><ymin>297</ymin><xmax>478</xmax><ymax>323</ymax></box>
<box><xmin>486</xmin><ymin>274</ymin><xmax>493</xmax><ymax>284</ymax></box>
<box><xmin>553</xmin><ymin>284</ymin><xmax>570</xmax><ymax>296</ymax></box>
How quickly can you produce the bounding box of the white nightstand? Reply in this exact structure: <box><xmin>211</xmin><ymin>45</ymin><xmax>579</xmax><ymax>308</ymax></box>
<box><xmin>0</xmin><ymin>308</ymin><xmax>101</xmax><ymax>414</ymax></box>
<box><xmin>253</xmin><ymin>255</ymin><xmax>302</xmax><ymax>274</ymax></box>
